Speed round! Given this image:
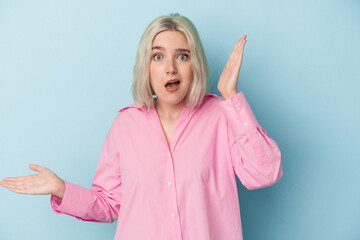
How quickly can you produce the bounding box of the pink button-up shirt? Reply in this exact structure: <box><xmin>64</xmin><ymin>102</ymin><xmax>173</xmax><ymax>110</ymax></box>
<box><xmin>50</xmin><ymin>91</ymin><xmax>283</xmax><ymax>240</ymax></box>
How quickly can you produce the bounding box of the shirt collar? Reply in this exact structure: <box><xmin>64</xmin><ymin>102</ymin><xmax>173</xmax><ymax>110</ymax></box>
<box><xmin>118</xmin><ymin>93</ymin><xmax>218</xmax><ymax>114</ymax></box>
<box><xmin>118</xmin><ymin>104</ymin><xmax>144</xmax><ymax>113</ymax></box>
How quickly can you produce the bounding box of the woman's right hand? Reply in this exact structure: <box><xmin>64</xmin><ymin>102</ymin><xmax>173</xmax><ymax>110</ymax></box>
<box><xmin>0</xmin><ymin>164</ymin><xmax>65</xmax><ymax>199</ymax></box>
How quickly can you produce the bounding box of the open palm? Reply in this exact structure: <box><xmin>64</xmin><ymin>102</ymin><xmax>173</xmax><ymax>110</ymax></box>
<box><xmin>218</xmin><ymin>34</ymin><xmax>247</xmax><ymax>99</ymax></box>
<box><xmin>0</xmin><ymin>164</ymin><xmax>64</xmax><ymax>198</ymax></box>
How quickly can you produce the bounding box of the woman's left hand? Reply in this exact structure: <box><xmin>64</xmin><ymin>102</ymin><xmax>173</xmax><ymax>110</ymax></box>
<box><xmin>217</xmin><ymin>35</ymin><xmax>247</xmax><ymax>100</ymax></box>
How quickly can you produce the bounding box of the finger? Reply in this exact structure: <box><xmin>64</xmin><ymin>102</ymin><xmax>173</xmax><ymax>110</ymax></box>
<box><xmin>235</xmin><ymin>36</ymin><xmax>247</xmax><ymax>51</ymax></box>
<box><xmin>6</xmin><ymin>183</ymin><xmax>47</xmax><ymax>195</ymax></box>
<box><xmin>1</xmin><ymin>176</ymin><xmax>35</xmax><ymax>188</ymax></box>
<box><xmin>229</xmin><ymin>38</ymin><xmax>246</xmax><ymax>63</ymax></box>
<box><xmin>1</xmin><ymin>177</ymin><xmax>26</xmax><ymax>183</ymax></box>
<box><xmin>239</xmin><ymin>35</ymin><xmax>247</xmax><ymax>43</ymax></box>
<box><xmin>227</xmin><ymin>44</ymin><xmax>244</xmax><ymax>69</ymax></box>
<box><xmin>234</xmin><ymin>38</ymin><xmax>246</xmax><ymax>56</ymax></box>
<box><xmin>232</xmin><ymin>39</ymin><xmax>246</xmax><ymax>63</ymax></box>
<box><xmin>29</xmin><ymin>164</ymin><xmax>46</xmax><ymax>173</ymax></box>
<box><xmin>229</xmin><ymin>41</ymin><xmax>241</xmax><ymax>60</ymax></box>
<box><xmin>223</xmin><ymin>36</ymin><xmax>247</xmax><ymax>74</ymax></box>
<box><xmin>6</xmin><ymin>186</ymin><xmax>31</xmax><ymax>195</ymax></box>
<box><xmin>0</xmin><ymin>181</ymin><xmax>25</xmax><ymax>188</ymax></box>
<box><xmin>240</xmin><ymin>39</ymin><xmax>247</xmax><ymax>50</ymax></box>
<box><xmin>235</xmin><ymin>36</ymin><xmax>246</xmax><ymax>49</ymax></box>
<box><xmin>1</xmin><ymin>180</ymin><xmax>36</xmax><ymax>193</ymax></box>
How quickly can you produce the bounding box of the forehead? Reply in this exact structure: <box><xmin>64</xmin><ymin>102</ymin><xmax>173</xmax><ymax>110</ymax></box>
<box><xmin>152</xmin><ymin>31</ymin><xmax>189</xmax><ymax>49</ymax></box>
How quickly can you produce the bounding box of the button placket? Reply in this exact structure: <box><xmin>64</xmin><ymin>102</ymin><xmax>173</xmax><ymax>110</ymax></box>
<box><xmin>164</xmin><ymin>151</ymin><xmax>182</xmax><ymax>239</ymax></box>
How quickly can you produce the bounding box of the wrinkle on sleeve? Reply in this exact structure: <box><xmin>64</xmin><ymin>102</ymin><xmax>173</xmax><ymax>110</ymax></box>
<box><xmin>218</xmin><ymin>92</ymin><xmax>283</xmax><ymax>190</ymax></box>
<box><xmin>50</xmin><ymin>116</ymin><xmax>123</xmax><ymax>223</ymax></box>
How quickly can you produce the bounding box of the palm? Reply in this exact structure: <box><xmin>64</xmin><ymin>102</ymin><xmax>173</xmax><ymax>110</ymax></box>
<box><xmin>0</xmin><ymin>164</ymin><xmax>59</xmax><ymax>195</ymax></box>
<box><xmin>218</xmin><ymin>35</ymin><xmax>247</xmax><ymax>99</ymax></box>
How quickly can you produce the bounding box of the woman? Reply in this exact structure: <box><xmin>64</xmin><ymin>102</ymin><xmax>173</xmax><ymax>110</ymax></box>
<box><xmin>0</xmin><ymin>13</ymin><xmax>283</xmax><ymax>240</ymax></box>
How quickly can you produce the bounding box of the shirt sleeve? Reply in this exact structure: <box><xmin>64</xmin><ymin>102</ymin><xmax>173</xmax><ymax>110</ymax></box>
<box><xmin>218</xmin><ymin>91</ymin><xmax>283</xmax><ymax>190</ymax></box>
<box><xmin>50</xmin><ymin>117</ymin><xmax>123</xmax><ymax>223</ymax></box>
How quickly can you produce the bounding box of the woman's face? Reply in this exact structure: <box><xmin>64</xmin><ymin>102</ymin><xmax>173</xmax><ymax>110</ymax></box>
<box><xmin>149</xmin><ymin>30</ymin><xmax>193</xmax><ymax>107</ymax></box>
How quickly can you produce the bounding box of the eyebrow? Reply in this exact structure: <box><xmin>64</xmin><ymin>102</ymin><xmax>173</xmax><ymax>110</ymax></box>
<box><xmin>152</xmin><ymin>46</ymin><xmax>190</xmax><ymax>53</ymax></box>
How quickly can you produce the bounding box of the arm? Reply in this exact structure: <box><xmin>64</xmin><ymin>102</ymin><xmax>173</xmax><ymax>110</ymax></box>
<box><xmin>217</xmin><ymin>35</ymin><xmax>282</xmax><ymax>189</ymax></box>
<box><xmin>219</xmin><ymin>91</ymin><xmax>283</xmax><ymax>190</ymax></box>
<box><xmin>50</xmin><ymin>117</ymin><xmax>123</xmax><ymax>223</ymax></box>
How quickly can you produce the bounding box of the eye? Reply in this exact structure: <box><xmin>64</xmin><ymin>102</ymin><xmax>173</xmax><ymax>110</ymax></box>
<box><xmin>152</xmin><ymin>53</ymin><xmax>163</xmax><ymax>61</ymax></box>
<box><xmin>178</xmin><ymin>54</ymin><xmax>189</xmax><ymax>61</ymax></box>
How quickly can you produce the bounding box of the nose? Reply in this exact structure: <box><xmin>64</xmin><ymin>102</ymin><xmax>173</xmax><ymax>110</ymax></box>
<box><xmin>166</xmin><ymin>58</ymin><xmax>177</xmax><ymax>74</ymax></box>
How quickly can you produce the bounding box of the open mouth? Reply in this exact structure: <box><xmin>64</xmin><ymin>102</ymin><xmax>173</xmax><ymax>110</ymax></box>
<box><xmin>165</xmin><ymin>80</ymin><xmax>180</xmax><ymax>88</ymax></box>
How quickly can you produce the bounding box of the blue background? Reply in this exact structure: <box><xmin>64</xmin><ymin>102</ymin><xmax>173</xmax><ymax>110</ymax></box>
<box><xmin>1</xmin><ymin>0</ymin><xmax>359</xmax><ymax>239</ymax></box>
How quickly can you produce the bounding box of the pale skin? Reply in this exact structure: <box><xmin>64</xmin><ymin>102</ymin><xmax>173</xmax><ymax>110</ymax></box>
<box><xmin>0</xmin><ymin>33</ymin><xmax>247</xmax><ymax>199</ymax></box>
<box><xmin>150</xmin><ymin>30</ymin><xmax>194</xmax><ymax>146</ymax></box>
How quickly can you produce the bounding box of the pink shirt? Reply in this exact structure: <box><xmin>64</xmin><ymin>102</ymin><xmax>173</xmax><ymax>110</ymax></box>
<box><xmin>50</xmin><ymin>91</ymin><xmax>283</xmax><ymax>240</ymax></box>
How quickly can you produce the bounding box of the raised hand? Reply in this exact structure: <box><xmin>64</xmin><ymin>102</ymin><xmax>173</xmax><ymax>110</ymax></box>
<box><xmin>217</xmin><ymin>35</ymin><xmax>247</xmax><ymax>100</ymax></box>
<box><xmin>0</xmin><ymin>164</ymin><xmax>65</xmax><ymax>198</ymax></box>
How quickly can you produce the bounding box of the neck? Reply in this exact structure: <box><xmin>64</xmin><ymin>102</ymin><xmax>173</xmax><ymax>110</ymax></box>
<box><xmin>155</xmin><ymin>99</ymin><xmax>185</xmax><ymax>121</ymax></box>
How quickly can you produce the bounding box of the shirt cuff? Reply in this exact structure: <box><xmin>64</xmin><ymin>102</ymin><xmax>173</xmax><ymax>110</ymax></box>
<box><xmin>218</xmin><ymin>91</ymin><xmax>259</xmax><ymax>137</ymax></box>
<box><xmin>50</xmin><ymin>180</ymin><xmax>91</xmax><ymax>217</ymax></box>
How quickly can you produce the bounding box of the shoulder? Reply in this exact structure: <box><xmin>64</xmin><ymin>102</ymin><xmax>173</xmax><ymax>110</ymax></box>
<box><xmin>194</xmin><ymin>93</ymin><xmax>225</xmax><ymax>119</ymax></box>
<box><xmin>204</xmin><ymin>92</ymin><xmax>221</xmax><ymax>101</ymax></box>
<box><xmin>118</xmin><ymin>103</ymin><xmax>145</xmax><ymax>113</ymax></box>
<box><xmin>201</xmin><ymin>93</ymin><xmax>224</xmax><ymax>108</ymax></box>
<box><xmin>112</xmin><ymin>103</ymin><xmax>147</xmax><ymax>126</ymax></box>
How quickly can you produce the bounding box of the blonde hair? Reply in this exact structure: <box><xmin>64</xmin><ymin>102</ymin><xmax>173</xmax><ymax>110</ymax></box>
<box><xmin>130</xmin><ymin>13</ymin><xmax>210</xmax><ymax>112</ymax></box>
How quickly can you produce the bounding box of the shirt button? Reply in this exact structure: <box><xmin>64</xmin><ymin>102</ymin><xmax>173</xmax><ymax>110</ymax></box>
<box><xmin>171</xmin><ymin>212</ymin><xmax>175</xmax><ymax>218</ymax></box>
<box><xmin>236</xmin><ymin>107</ymin><xmax>241</xmax><ymax>111</ymax></box>
<box><xmin>243</xmin><ymin>122</ymin><xmax>248</xmax><ymax>127</ymax></box>
<box><xmin>168</xmin><ymin>181</ymin><xmax>172</xmax><ymax>186</ymax></box>
<box><xmin>167</xmin><ymin>152</ymin><xmax>171</xmax><ymax>157</ymax></box>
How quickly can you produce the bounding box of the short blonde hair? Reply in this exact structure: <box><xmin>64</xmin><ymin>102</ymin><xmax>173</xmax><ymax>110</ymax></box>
<box><xmin>130</xmin><ymin>13</ymin><xmax>210</xmax><ymax>112</ymax></box>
